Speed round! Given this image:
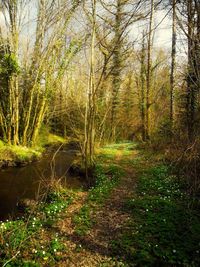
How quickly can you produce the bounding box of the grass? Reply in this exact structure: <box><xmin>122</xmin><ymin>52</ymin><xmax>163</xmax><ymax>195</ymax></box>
<box><xmin>73</xmin><ymin>143</ymin><xmax>127</xmax><ymax>236</ymax></box>
<box><xmin>96</xmin><ymin>142</ymin><xmax>135</xmax><ymax>161</ymax></box>
<box><xmin>0</xmin><ymin>133</ymin><xmax>67</xmax><ymax>164</ymax></box>
<box><xmin>37</xmin><ymin>132</ymin><xmax>66</xmax><ymax>148</ymax></box>
<box><xmin>2</xmin><ymin>141</ymin><xmax>198</xmax><ymax>266</ymax></box>
<box><xmin>0</xmin><ymin>144</ymin><xmax>42</xmax><ymax>162</ymax></box>
<box><xmin>0</xmin><ymin>187</ymin><xmax>73</xmax><ymax>266</ymax></box>
<box><xmin>0</xmin><ymin>142</ymin><xmax>127</xmax><ymax>265</ymax></box>
<box><xmin>111</xmin><ymin>164</ymin><xmax>200</xmax><ymax>267</ymax></box>
<box><xmin>73</xmin><ymin>164</ymin><xmax>124</xmax><ymax>236</ymax></box>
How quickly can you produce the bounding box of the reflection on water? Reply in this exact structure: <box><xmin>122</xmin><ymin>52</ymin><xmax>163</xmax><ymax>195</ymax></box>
<box><xmin>0</xmin><ymin>148</ymin><xmax>82</xmax><ymax>220</ymax></box>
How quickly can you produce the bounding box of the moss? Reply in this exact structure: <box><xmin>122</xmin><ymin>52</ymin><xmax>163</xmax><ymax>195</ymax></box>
<box><xmin>0</xmin><ymin>133</ymin><xmax>66</xmax><ymax>166</ymax></box>
<box><xmin>36</xmin><ymin>127</ymin><xmax>67</xmax><ymax>147</ymax></box>
<box><xmin>0</xmin><ymin>145</ymin><xmax>42</xmax><ymax>162</ymax></box>
<box><xmin>96</xmin><ymin>142</ymin><xmax>135</xmax><ymax>161</ymax></box>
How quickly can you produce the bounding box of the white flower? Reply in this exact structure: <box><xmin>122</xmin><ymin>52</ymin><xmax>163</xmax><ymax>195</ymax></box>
<box><xmin>173</xmin><ymin>249</ymin><xmax>176</xmax><ymax>253</ymax></box>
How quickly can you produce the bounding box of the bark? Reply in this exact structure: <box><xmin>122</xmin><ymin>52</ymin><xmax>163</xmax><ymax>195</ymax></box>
<box><xmin>140</xmin><ymin>31</ymin><xmax>146</xmax><ymax>141</ymax></box>
<box><xmin>110</xmin><ymin>0</ymin><xmax>123</xmax><ymax>141</ymax></box>
<box><xmin>170</xmin><ymin>0</ymin><xmax>176</xmax><ymax>132</ymax></box>
<box><xmin>84</xmin><ymin>0</ymin><xmax>96</xmax><ymax>181</ymax></box>
<box><xmin>186</xmin><ymin>0</ymin><xmax>198</xmax><ymax>140</ymax></box>
<box><xmin>146</xmin><ymin>0</ymin><xmax>154</xmax><ymax>140</ymax></box>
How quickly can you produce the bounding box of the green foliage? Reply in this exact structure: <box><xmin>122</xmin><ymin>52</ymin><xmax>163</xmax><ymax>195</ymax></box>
<box><xmin>112</xmin><ymin>165</ymin><xmax>200</xmax><ymax>266</ymax></box>
<box><xmin>97</xmin><ymin>142</ymin><xmax>135</xmax><ymax>160</ymax></box>
<box><xmin>74</xmin><ymin>164</ymin><xmax>123</xmax><ymax>236</ymax></box>
<box><xmin>73</xmin><ymin>205</ymin><xmax>92</xmax><ymax>236</ymax></box>
<box><xmin>88</xmin><ymin>164</ymin><xmax>123</xmax><ymax>203</ymax></box>
<box><xmin>0</xmin><ymin>144</ymin><xmax>42</xmax><ymax>162</ymax></box>
<box><xmin>99</xmin><ymin>259</ymin><xmax>128</xmax><ymax>267</ymax></box>
<box><xmin>5</xmin><ymin>260</ymin><xmax>40</xmax><ymax>267</ymax></box>
<box><xmin>48</xmin><ymin>236</ymin><xmax>65</xmax><ymax>255</ymax></box>
<box><xmin>0</xmin><ymin>53</ymin><xmax>20</xmax><ymax>75</ymax></box>
<box><xmin>0</xmin><ymin>132</ymin><xmax>66</xmax><ymax>163</ymax></box>
<box><xmin>36</xmin><ymin>126</ymin><xmax>66</xmax><ymax>147</ymax></box>
<box><xmin>0</xmin><ymin>187</ymin><xmax>73</xmax><ymax>266</ymax></box>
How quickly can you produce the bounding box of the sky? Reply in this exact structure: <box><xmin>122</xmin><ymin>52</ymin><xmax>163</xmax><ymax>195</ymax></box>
<box><xmin>0</xmin><ymin>2</ymin><xmax>186</xmax><ymax>61</ymax></box>
<box><xmin>129</xmin><ymin>9</ymin><xmax>172</xmax><ymax>51</ymax></box>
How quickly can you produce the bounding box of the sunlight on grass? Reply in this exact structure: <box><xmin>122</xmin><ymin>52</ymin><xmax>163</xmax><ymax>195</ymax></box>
<box><xmin>96</xmin><ymin>142</ymin><xmax>136</xmax><ymax>160</ymax></box>
<box><xmin>0</xmin><ymin>133</ymin><xmax>66</xmax><ymax>163</ymax></box>
<box><xmin>37</xmin><ymin>133</ymin><xmax>67</xmax><ymax>147</ymax></box>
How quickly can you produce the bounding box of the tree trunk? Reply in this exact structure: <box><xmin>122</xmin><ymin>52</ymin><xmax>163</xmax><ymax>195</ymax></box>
<box><xmin>140</xmin><ymin>31</ymin><xmax>146</xmax><ymax>141</ymax></box>
<box><xmin>110</xmin><ymin>0</ymin><xmax>123</xmax><ymax>142</ymax></box>
<box><xmin>170</xmin><ymin>0</ymin><xmax>177</xmax><ymax>134</ymax></box>
<box><xmin>146</xmin><ymin>0</ymin><xmax>154</xmax><ymax>140</ymax></box>
<box><xmin>187</xmin><ymin>0</ymin><xmax>196</xmax><ymax>140</ymax></box>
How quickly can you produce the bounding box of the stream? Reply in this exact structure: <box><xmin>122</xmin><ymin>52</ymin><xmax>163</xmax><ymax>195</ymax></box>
<box><xmin>0</xmin><ymin>145</ymin><xmax>83</xmax><ymax>220</ymax></box>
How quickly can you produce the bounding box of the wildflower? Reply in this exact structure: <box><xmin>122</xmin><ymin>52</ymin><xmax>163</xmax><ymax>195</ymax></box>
<box><xmin>173</xmin><ymin>249</ymin><xmax>176</xmax><ymax>253</ymax></box>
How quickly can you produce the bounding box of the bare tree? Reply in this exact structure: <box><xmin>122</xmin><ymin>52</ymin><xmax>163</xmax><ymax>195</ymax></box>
<box><xmin>170</xmin><ymin>0</ymin><xmax>177</xmax><ymax>133</ymax></box>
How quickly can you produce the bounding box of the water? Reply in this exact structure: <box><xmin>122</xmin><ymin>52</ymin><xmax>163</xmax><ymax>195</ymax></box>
<box><xmin>0</xmin><ymin>146</ymin><xmax>83</xmax><ymax>220</ymax></box>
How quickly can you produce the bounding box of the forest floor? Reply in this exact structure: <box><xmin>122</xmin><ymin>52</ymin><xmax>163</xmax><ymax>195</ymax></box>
<box><xmin>0</xmin><ymin>142</ymin><xmax>200</xmax><ymax>266</ymax></box>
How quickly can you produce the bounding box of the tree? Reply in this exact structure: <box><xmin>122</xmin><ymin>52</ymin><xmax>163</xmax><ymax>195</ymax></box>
<box><xmin>146</xmin><ymin>0</ymin><xmax>154</xmax><ymax>140</ymax></box>
<box><xmin>170</xmin><ymin>0</ymin><xmax>177</xmax><ymax>133</ymax></box>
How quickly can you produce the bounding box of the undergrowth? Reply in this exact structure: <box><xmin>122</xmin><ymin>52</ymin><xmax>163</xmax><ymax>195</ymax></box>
<box><xmin>73</xmin><ymin>164</ymin><xmax>124</xmax><ymax>236</ymax></box>
<box><xmin>112</xmin><ymin>164</ymin><xmax>200</xmax><ymax>266</ymax></box>
<box><xmin>0</xmin><ymin>188</ymin><xmax>73</xmax><ymax>266</ymax></box>
<box><xmin>0</xmin><ymin>133</ymin><xmax>66</xmax><ymax>163</ymax></box>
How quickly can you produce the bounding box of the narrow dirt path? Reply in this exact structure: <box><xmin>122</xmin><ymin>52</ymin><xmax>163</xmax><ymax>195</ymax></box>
<box><xmin>55</xmin><ymin>148</ymin><xmax>138</xmax><ymax>266</ymax></box>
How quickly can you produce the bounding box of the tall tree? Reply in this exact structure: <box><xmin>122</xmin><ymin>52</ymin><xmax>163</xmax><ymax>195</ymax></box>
<box><xmin>140</xmin><ymin>31</ymin><xmax>146</xmax><ymax>141</ymax></box>
<box><xmin>145</xmin><ymin>0</ymin><xmax>154</xmax><ymax>140</ymax></box>
<box><xmin>170</xmin><ymin>0</ymin><xmax>177</xmax><ymax>133</ymax></box>
<box><xmin>186</xmin><ymin>0</ymin><xmax>200</xmax><ymax>140</ymax></box>
<box><xmin>84</xmin><ymin>0</ymin><xmax>97</xmax><ymax>179</ymax></box>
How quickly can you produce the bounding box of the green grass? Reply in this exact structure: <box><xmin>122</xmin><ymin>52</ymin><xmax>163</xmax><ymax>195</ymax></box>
<box><xmin>0</xmin><ymin>144</ymin><xmax>42</xmax><ymax>162</ymax></box>
<box><xmin>0</xmin><ymin>132</ymin><xmax>66</xmax><ymax>163</ymax></box>
<box><xmin>0</xmin><ymin>187</ymin><xmax>73</xmax><ymax>266</ymax></box>
<box><xmin>37</xmin><ymin>133</ymin><xmax>66</xmax><ymax>148</ymax></box>
<box><xmin>97</xmin><ymin>142</ymin><xmax>136</xmax><ymax>161</ymax></box>
<box><xmin>73</xmin><ymin>144</ymin><xmax>127</xmax><ymax>236</ymax></box>
<box><xmin>111</xmin><ymin>165</ymin><xmax>200</xmax><ymax>266</ymax></box>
